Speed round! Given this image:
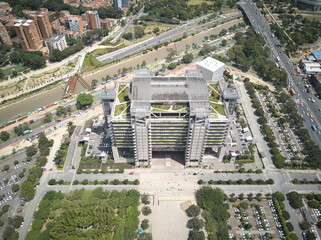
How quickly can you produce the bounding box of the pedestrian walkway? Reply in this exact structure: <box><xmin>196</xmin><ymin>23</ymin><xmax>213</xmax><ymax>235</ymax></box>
<box><xmin>44</xmin><ymin>126</ymin><xmax>67</xmax><ymax>171</ymax></box>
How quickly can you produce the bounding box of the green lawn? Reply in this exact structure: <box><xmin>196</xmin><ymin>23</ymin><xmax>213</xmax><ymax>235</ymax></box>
<box><xmin>187</xmin><ymin>0</ymin><xmax>213</xmax><ymax>5</ymax></box>
<box><xmin>211</xmin><ymin>103</ymin><xmax>226</xmax><ymax>116</ymax></box>
<box><xmin>114</xmin><ymin>103</ymin><xmax>129</xmax><ymax>116</ymax></box>
<box><xmin>151</xmin><ymin>104</ymin><xmax>171</xmax><ymax>111</ymax></box>
<box><xmin>2</xmin><ymin>64</ymin><xmax>27</xmax><ymax>76</ymax></box>
<box><xmin>82</xmin><ymin>53</ymin><xmax>102</xmax><ymax>73</ymax></box>
<box><xmin>118</xmin><ymin>86</ymin><xmax>129</xmax><ymax>103</ymax></box>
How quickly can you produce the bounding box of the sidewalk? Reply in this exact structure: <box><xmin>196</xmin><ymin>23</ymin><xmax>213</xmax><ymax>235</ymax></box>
<box><xmin>44</xmin><ymin>126</ymin><xmax>67</xmax><ymax>170</ymax></box>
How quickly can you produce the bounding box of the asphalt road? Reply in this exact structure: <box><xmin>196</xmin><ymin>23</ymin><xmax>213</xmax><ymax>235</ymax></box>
<box><xmin>240</xmin><ymin>0</ymin><xmax>321</xmax><ymax>147</ymax></box>
<box><xmin>97</xmin><ymin>9</ymin><xmax>240</xmax><ymax>65</ymax></box>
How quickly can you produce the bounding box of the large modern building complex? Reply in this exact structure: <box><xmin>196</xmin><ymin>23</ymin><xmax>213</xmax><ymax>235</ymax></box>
<box><xmin>102</xmin><ymin>69</ymin><xmax>229</xmax><ymax>167</ymax></box>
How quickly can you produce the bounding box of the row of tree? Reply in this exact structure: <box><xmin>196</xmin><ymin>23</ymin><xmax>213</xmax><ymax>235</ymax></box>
<box><xmin>244</xmin><ymin>80</ymin><xmax>287</xmax><ymax>168</ymax></box>
<box><xmin>49</xmin><ymin>39</ymin><xmax>83</xmax><ymax>62</ymax></box>
<box><xmin>196</xmin><ymin>187</ymin><xmax>229</xmax><ymax>239</ymax></box>
<box><xmin>228</xmin><ymin>28</ymin><xmax>287</xmax><ymax>87</ymax></box>
<box><xmin>273</xmin><ymin>192</ymin><xmax>299</xmax><ymax>239</ymax></box>
<box><xmin>10</xmin><ymin>49</ymin><xmax>46</xmax><ymax>70</ymax></box>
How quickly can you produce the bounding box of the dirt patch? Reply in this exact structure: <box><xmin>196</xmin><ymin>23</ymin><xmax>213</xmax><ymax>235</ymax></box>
<box><xmin>180</xmin><ymin>201</ymin><xmax>192</xmax><ymax>211</ymax></box>
<box><xmin>227</xmin><ymin>68</ymin><xmax>275</xmax><ymax>91</ymax></box>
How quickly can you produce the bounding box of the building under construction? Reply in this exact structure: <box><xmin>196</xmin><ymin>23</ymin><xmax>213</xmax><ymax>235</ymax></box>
<box><xmin>101</xmin><ymin>69</ymin><xmax>229</xmax><ymax>167</ymax></box>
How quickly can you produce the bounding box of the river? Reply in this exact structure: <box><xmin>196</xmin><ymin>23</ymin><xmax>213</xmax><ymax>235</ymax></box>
<box><xmin>0</xmin><ymin>19</ymin><xmax>242</xmax><ymax>123</ymax></box>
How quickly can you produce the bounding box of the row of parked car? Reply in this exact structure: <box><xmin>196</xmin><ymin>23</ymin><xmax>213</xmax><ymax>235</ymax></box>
<box><xmin>268</xmin><ymin>199</ymin><xmax>285</xmax><ymax>238</ymax></box>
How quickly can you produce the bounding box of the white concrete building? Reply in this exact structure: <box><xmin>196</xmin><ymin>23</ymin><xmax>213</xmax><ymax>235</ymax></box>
<box><xmin>45</xmin><ymin>34</ymin><xmax>67</xmax><ymax>54</ymax></box>
<box><xmin>303</xmin><ymin>62</ymin><xmax>321</xmax><ymax>74</ymax></box>
<box><xmin>197</xmin><ymin>57</ymin><xmax>225</xmax><ymax>83</ymax></box>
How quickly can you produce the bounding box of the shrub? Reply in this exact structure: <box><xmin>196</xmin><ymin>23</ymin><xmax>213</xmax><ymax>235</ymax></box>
<box><xmin>142</xmin><ymin>206</ymin><xmax>152</xmax><ymax>216</ymax></box>
<box><xmin>141</xmin><ymin>194</ymin><xmax>150</xmax><ymax>205</ymax></box>
<box><xmin>197</xmin><ymin>180</ymin><xmax>204</xmax><ymax>185</ymax></box>
<box><xmin>186</xmin><ymin>204</ymin><xmax>200</xmax><ymax>217</ymax></box>
<box><xmin>187</xmin><ymin>217</ymin><xmax>204</xmax><ymax>231</ymax></box>
<box><xmin>2</xmin><ymin>205</ymin><xmax>9</xmax><ymax>212</ymax></box>
<box><xmin>48</xmin><ymin>179</ymin><xmax>56</xmax><ymax>185</ymax></box>
<box><xmin>82</xmin><ymin>179</ymin><xmax>88</xmax><ymax>185</ymax></box>
<box><xmin>141</xmin><ymin>219</ymin><xmax>149</xmax><ymax>230</ymax></box>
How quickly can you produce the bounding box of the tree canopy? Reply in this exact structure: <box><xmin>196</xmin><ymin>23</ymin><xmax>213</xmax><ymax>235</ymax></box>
<box><xmin>76</xmin><ymin>93</ymin><xmax>93</xmax><ymax>109</ymax></box>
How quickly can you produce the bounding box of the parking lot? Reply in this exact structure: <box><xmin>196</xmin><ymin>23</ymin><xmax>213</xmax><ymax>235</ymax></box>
<box><xmin>227</xmin><ymin>199</ymin><xmax>285</xmax><ymax>240</ymax></box>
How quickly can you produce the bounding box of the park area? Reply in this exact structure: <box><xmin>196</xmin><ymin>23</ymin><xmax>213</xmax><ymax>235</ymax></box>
<box><xmin>26</xmin><ymin>67</ymin><xmax>72</xmax><ymax>89</ymax></box>
<box><xmin>25</xmin><ymin>189</ymin><xmax>141</xmax><ymax>240</ymax></box>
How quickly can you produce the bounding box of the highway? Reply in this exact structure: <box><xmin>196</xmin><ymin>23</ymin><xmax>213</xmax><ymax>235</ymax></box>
<box><xmin>240</xmin><ymin>0</ymin><xmax>321</xmax><ymax>147</ymax></box>
<box><xmin>97</xmin><ymin>9</ymin><xmax>241</xmax><ymax>65</ymax></box>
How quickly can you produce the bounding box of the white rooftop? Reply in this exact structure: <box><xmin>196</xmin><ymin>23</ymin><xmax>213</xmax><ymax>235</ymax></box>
<box><xmin>197</xmin><ymin>57</ymin><xmax>225</xmax><ymax>72</ymax></box>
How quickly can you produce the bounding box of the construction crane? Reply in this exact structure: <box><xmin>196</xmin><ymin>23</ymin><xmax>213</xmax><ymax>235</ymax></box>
<box><xmin>63</xmin><ymin>73</ymin><xmax>92</xmax><ymax>99</ymax></box>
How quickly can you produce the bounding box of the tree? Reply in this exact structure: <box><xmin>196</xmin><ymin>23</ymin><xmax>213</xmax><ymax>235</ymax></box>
<box><xmin>186</xmin><ymin>204</ymin><xmax>201</xmax><ymax>217</ymax></box>
<box><xmin>2</xmin><ymin>204</ymin><xmax>9</xmax><ymax>212</ymax></box>
<box><xmin>301</xmin><ymin>221</ymin><xmax>310</xmax><ymax>230</ymax></box>
<box><xmin>188</xmin><ymin>217</ymin><xmax>204</xmax><ymax>231</ymax></box>
<box><xmin>142</xmin><ymin>206</ymin><xmax>151</xmax><ymax>216</ymax></box>
<box><xmin>153</xmin><ymin>27</ymin><xmax>159</xmax><ymax>33</ymax></box>
<box><xmin>43</xmin><ymin>112</ymin><xmax>52</xmax><ymax>123</ymax></box>
<box><xmin>56</xmin><ymin>106</ymin><xmax>66</xmax><ymax>117</ymax></box>
<box><xmin>273</xmin><ymin>191</ymin><xmax>285</xmax><ymax>202</ymax></box>
<box><xmin>13</xmin><ymin>215</ymin><xmax>24</xmax><ymax>229</ymax></box>
<box><xmin>141</xmin><ymin>194</ymin><xmax>150</xmax><ymax>205</ymax></box>
<box><xmin>306</xmin><ymin>231</ymin><xmax>316</xmax><ymax>240</ymax></box>
<box><xmin>167</xmin><ymin>63</ymin><xmax>176</xmax><ymax>70</ymax></box>
<box><xmin>3</xmin><ymin>164</ymin><xmax>9</xmax><ymax>171</ymax></box>
<box><xmin>3</xmin><ymin>226</ymin><xmax>19</xmax><ymax>240</ymax></box>
<box><xmin>76</xmin><ymin>93</ymin><xmax>93</xmax><ymax>109</ymax></box>
<box><xmin>188</xmin><ymin>230</ymin><xmax>205</xmax><ymax>240</ymax></box>
<box><xmin>82</xmin><ymin>179</ymin><xmax>88</xmax><ymax>185</ymax></box>
<box><xmin>288</xmin><ymin>191</ymin><xmax>303</xmax><ymax>209</ymax></box>
<box><xmin>91</xmin><ymin>79</ymin><xmax>98</xmax><ymax>87</ymax></box>
<box><xmin>20</xmin><ymin>181</ymin><xmax>35</xmax><ymax>201</ymax></box>
<box><xmin>138</xmin><ymin>232</ymin><xmax>152</xmax><ymax>240</ymax></box>
<box><xmin>221</xmin><ymin>39</ymin><xmax>227</xmax><ymax>46</ymax></box>
<box><xmin>26</xmin><ymin>146</ymin><xmax>37</xmax><ymax>157</ymax></box>
<box><xmin>48</xmin><ymin>179</ymin><xmax>56</xmax><ymax>185</ymax></box>
<box><xmin>0</xmin><ymin>131</ymin><xmax>10</xmax><ymax>141</ymax></box>
<box><xmin>286</xmin><ymin>222</ymin><xmax>294</xmax><ymax>232</ymax></box>
<box><xmin>283</xmin><ymin>210</ymin><xmax>290</xmax><ymax>220</ymax></box>
<box><xmin>182</xmin><ymin>54</ymin><xmax>193</xmax><ymax>64</ymax></box>
<box><xmin>141</xmin><ymin>219</ymin><xmax>149</xmax><ymax>230</ymax></box>
<box><xmin>12</xmin><ymin>184</ymin><xmax>20</xmax><ymax>192</ymax></box>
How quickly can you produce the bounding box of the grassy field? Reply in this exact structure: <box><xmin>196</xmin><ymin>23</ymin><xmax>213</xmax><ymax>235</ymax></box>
<box><xmin>27</xmin><ymin>67</ymin><xmax>71</xmax><ymax>89</ymax></box>
<box><xmin>82</xmin><ymin>53</ymin><xmax>102</xmax><ymax>73</ymax></box>
<box><xmin>118</xmin><ymin>85</ymin><xmax>129</xmax><ymax>103</ymax></box>
<box><xmin>2</xmin><ymin>64</ymin><xmax>27</xmax><ymax>76</ymax></box>
<box><xmin>0</xmin><ymin>79</ymin><xmax>26</xmax><ymax>98</ymax></box>
<box><xmin>211</xmin><ymin>103</ymin><xmax>226</xmax><ymax>116</ymax></box>
<box><xmin>114</xmin><ymin>103</ymin><xmax>129</xmax><ymax>116</ymax></box>
<box><xmin>187</xmin><ymin>0</ymin><xmax>213</xmax><ymax>5</ymax></box>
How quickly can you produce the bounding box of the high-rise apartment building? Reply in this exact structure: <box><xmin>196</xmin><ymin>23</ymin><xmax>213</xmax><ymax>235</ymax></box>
<box><xmin>85</xmin><ymin>11</ymin><xmax>101</xmax><ymax>30</ymax></box>
<box><xmin>24</xmin><ymin>8</ymin><xmax>53</xmax><ymax>40</ymax></box>
<box><xmin>122</xmin><ymin>0</ymin><xmax>130</xmax><ymax>8</ymax></box>
<box><xmin>113</xmin><ymin>0</ymin><xmax>122</xmax><ymax>9</ymax></box>
<box><xmin>0</xmin><ymin>22</ymin><xmax>12</xmax><ymax>45</ymax></box>
<box><xmin>45</xmin><ymin>34</ymin><xmax>67</xmax><ymax>54</ymax></box>
<box><xmin>67</xmin><ymin>15</ymin><xmax>84</xmax><ymax>33</ymax></box>
<box><xmin>14</xmin><ymin>20</ymin><xmax>42</xmax><ymax>50</ymax></box>
<box><xmin>101</xmin><ymin>69</ymin><xmax>229</xmax><ymax>167</ymax></box>
<box><xmin>34</xmin><ymin>13</ymin><xmax>53</xmax><ymax>39</ymax></box>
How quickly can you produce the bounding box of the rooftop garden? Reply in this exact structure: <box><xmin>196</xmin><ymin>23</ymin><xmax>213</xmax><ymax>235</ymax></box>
<box><xmin>208</xmin><ymin>84</ymin><xmax>220</xmax><ymax>103</ymax></box>
<box><xmin>114</xmin><ymin>102</ymin><xmax>130</xmax><ymax>116</ymax></box>
<box><xmin>117</xmin><ymin>84</ymin><xmax>129</xmax><ymax>103</ymax></box>
<box><xmin>210</xmin><ymin>102</ymin><xmax>226</xmax><ymax>116</ymax></box>
<box><xmin>151</xmin><ymin>103</ymin><xmax>188</xmax><ymax>112</ymax></box>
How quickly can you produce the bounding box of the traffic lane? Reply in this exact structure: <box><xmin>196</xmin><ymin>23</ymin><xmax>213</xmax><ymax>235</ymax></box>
<box><xmin>242</xmin><ymin>1</ymin><xmax>321</xmax><ymax>145</ymax></box>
